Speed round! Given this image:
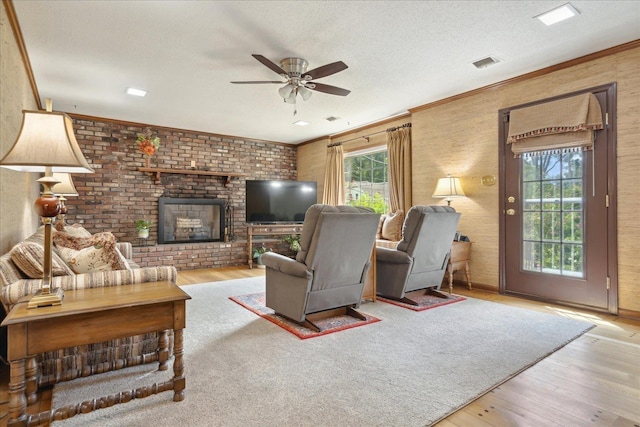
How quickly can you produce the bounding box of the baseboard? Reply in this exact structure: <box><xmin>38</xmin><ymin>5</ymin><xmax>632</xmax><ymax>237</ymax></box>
<box><xmin>618</xmin><ymin>308</ymin><xmax>640</xmax><ymax>321</ymax></box>
<box><xmin>450</xmin><ymin>279</ymin><xmax>497</xmax><ymax>292</ymax></box>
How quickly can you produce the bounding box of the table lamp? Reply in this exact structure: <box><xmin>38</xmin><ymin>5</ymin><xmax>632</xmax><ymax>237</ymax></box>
<box><xmin>0</xmin><ymin>100</ymin><xmax>94</xmax><ymax>308</ymax></box>
<box><xmin>432</xmin><ymin>174</ymin><xmax>466</xmax><ymax>206</ymax></box>
<box><xmin>51</xmin><ymin>172</ymin><xmax>79</xmax><ymax>227</ymax></box>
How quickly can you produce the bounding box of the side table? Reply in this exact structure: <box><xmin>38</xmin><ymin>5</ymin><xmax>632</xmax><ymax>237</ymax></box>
<box><xmin>446</xmin><ymin>241</ymin><xmax>472</xmax><ymax>294</ymax></box>
<box><xmin>2</xmin><ymin>281</ymin><xmax>191</xmax><ymax>426</ymax></box>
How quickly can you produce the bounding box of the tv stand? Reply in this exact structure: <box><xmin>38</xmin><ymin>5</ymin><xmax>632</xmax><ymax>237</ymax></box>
<box><xmin>247</xmin><ymin>223</ymin><xmax>303</xmax><ymax>269</ymax></box>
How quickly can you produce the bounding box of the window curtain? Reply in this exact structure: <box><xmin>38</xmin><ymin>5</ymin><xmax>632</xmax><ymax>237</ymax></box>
<box><xmin>386</xmin><ymin>124</ymin><xmax>412</xmax><ymax>213</ymax></box>
<box><xmin>322</xmin><ymin>144</ymin><xmax>344</xmax><ymax>205</ymax></box>
<box><xmin>507</xmin><ymin>93</ymin><xmax>603</xmax><ymax>156</ymax></box>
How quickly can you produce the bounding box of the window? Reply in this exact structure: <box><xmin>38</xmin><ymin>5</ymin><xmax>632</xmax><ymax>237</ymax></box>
<box><xmin>344</xmin><ymin>147</ymin><xmax>389</xmax><ymax>214</ymax></box>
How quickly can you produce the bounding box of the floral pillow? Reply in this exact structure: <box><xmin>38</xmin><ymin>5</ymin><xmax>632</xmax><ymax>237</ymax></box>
<box><xmin>55</xmin><ymin>222</ymin><xmax>92</xmax><ymax>238</ymax></box>
<box><xmin>53</xmin><ymin>232</ymin><xmax>130</xmax><ymax>274</ymax></box>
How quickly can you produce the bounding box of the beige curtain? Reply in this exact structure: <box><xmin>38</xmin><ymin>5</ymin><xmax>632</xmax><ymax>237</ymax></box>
<box><xmin>322</xmin><ymin>144</ymin><xmax>344</xmax><ymax>205</ymax></box>
<box><xmin>386</xmin><ymin>125</ymin><xmax>412</xmax><ymax>213</ymax></box>
<box><xmin>507</xmin><ymin>93</ymin><xmax>603</xmax><ymax>156</ymax></box>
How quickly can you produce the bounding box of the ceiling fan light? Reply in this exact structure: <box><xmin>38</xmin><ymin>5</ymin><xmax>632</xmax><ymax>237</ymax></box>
<box><xmin>284</xmin><ymin>89</ymin><xmax>297</xmax><ymax>104</ymax></box>
<box><xmin>299</xmin><ymin>86</ymin><xmax>312</xmax><ymax>101</ymax></box>
<box><xmin>278</xmin><ymin>84</ymin><xmax>294</xmax><ymax>99</ymax></box>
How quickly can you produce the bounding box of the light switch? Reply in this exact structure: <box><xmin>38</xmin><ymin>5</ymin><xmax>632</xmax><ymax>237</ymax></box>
<box><xmin>481</xmin><ymin>175</ymin><xmax>496</xmax><ymax>186</ymax></box>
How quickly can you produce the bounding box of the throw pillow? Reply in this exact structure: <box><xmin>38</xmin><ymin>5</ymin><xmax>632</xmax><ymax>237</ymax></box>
<box><xmin>10</xmin><ymin>241</ymin><xmax>75</xmax><ymax>279</ymax></box>
<box><xmin>376</xmin><ymin>215</ymin><xmax>387</xmax><ymax>239</ymax></box>
<box><xmin>381</xmin><ymin>210</ymin><xmax>404</xmax><ymax>241</ymax></box>
<box><xmin>55</xmin><ymin>222</ymin><xmax>92</xmax><ymax>238</ymax></box>
<box><xmin>53</xmin><ymin>232</ymin><xmax>129</xmax><ymax>274</ymax></box>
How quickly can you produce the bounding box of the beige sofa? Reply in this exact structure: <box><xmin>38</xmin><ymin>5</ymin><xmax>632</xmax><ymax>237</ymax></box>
<box><xmin>0</xmin><ymin>225</ymin><xmax>177</xmax><ymax>387</ymax></box>
<box><xmin>375</xmin><ymin>209</ymin><xmax>404</xmax><ymax>249</ymax></box>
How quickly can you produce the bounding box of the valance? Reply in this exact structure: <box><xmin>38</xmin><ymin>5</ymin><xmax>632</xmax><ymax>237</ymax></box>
<box><xmin>507</xmin><ymin>93</ymin><xmax>603</xmax><ymax>156</ymax></box>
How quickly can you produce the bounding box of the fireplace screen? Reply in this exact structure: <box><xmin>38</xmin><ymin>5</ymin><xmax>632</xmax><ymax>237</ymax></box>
<box><xmin>158</xmin><ymin>198</ymin><xmax>225</xmax><ymax>244</ymax></box>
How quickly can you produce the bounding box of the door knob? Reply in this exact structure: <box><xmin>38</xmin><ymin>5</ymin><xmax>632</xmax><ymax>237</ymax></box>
<box><xmin>506</xmin><ymin>209</ymin><xmax>516</xmax><ymax>216</ymax></box>
<box><xmin>508</xmin><ymin>196</ymin><xmax>515</xmax><ymax>203</ymax></box>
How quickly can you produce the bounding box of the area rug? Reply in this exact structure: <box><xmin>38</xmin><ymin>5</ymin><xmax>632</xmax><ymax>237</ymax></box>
<box><xmin>229</xmin><ymin>292</ymin><xmax>381</xmax><ymax>339</ymax></box>
<box><xmin>51</xmin><ymin>276</ymin><xmax>594</xmax><ymax>427</ymax></box>
<box><xmin>377</xmin><ymin>292</ymin><xmax>466</xmax><ymax>311</ymax></box>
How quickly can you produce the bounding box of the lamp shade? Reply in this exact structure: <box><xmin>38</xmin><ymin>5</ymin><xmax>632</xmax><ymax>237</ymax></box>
<box><xmin>0</xmin><ymin>110</ymin><xmax>94</xmax><ymax>173</ymax></box>
<box><xmin>432</xmin><ymin>175</ymin><xmax>465</xmax><ymax>204</ymax></box>
<box><xmin>298</xmin><ymin>85</ymin><xmax>312</xmax><ymax>101</ymax></box>
<box><xmin>278</xmin><ymin>84</ymin><xmax>294</xmax><ymax>99</ymax></box>
<box><xmin>51</xmin><ymin>172</ymin><xmax>79</xmax><ymax>196</ymax></box>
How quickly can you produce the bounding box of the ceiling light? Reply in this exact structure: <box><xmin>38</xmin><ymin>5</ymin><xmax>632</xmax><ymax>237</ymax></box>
<box><xmin>293</xmin><ymin>120</ymin><xmax>309</xmax><ymax>126</ymax></box>
<box><xmin>535</xmin><ymin>3</ymin><xmax>580</xmax><ymax>26</ymax></box>
<box><xmin>298</xmin><ymin>86</ymin><xmax>312</xmax><ymax>101</ymax></box>
<box><xmin>278</xmin><ymin>84</ymin><xmax>294</xmax><ymax>99</ymax></box>
<box><xmin>126</xmin><ymin>87</ymin><xmax>148</xmax><ymax>97</ymax></box>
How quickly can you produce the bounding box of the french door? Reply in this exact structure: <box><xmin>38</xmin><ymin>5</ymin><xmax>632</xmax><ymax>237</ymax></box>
<box><xmin>499</xmin><ymin>85</ymin><xmax>617</xmax><ymax>313</ymax></box>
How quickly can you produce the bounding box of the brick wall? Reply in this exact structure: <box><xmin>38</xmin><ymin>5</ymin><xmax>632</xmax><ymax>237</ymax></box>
<box><xmin>65</xmin><ymin>116</ymin><xmax>297</xmax><ymax>270</ymax></box>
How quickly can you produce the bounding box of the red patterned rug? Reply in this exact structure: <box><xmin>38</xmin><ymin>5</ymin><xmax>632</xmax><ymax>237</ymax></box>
<box><xmin>377</xmin><ymin>291</ymin><xmax>466</xmax><ymax>311</ymax></box>
<box><xmin>229</xmin><ymin>292</ymin><xmax>381</xmax><ymax>339</ymax></box>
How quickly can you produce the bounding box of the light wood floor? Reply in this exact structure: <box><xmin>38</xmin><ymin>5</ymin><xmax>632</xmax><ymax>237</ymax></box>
<box><xmin>2</xmin><ymin>266</ymin><xmax>639</xmax><ymax>426</ymax></box>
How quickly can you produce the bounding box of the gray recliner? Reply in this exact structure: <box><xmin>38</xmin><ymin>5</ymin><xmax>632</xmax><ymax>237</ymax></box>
<box><xmin>261</xmin><ymin>204</ymin><xmax>380</xmax><ymax>329</ymax></box>
<box><xmin>376</xmin><ymin>206</ymin><xmax>461</xmax><ymax>305</ymax></box>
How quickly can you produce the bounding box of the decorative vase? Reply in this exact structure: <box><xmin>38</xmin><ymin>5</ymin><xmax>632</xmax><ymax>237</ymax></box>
<box><xmin>137</xmin><ymin>228</ymin><xmax>149</xmax><ymax>239</ymax></box>
<box><xmin>145</xmin><ymin>156</ymin><xmax>150</xmax><ymax>168</ymax></box>
<box><xmin>255</xmin><ymin>255</ymin><xmax>265</xmax><ymax>268</ymax></box>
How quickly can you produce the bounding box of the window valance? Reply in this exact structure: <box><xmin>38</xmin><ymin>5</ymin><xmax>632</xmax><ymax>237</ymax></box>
<box><xmin>507</xmin><ymin>93</ymin><xmax>604</xmax><ymax>156</ymax></box>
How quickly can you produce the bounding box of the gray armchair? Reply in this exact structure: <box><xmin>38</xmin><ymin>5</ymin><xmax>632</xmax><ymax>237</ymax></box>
<box><xmin>376</xmin><ymin>206</ymin><xmax>460</xmax><ymax>305</ymax></box>
<box><xmin>261</xmin><ymin>204</ymin><xmax>380</xmax><ymax>330</ymax></box>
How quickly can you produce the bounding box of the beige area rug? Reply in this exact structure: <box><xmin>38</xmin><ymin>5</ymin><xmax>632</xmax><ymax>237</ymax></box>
<box><xmin>51</xmin><ymin>277</ymin><xmax>594</xmax><ymax>427</ymax></box>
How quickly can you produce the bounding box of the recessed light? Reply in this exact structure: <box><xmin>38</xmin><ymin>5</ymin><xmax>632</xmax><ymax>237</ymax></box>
<box><xmin>293</xmin><ymin>120</ymin><xmax>310</xmax><ymax>126</ymax></box>
<box><xmin>126</xmin><ymin>87</ymin><xmax>148</xmax><ymax>97</ymax></box>
<box><xmin>535</xmin><ymin>3</ymin><xmax>580</xmax><ymax>26</ymax></box>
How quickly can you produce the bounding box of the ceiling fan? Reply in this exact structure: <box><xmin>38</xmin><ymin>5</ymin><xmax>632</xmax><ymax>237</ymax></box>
<box><xmin>231</xmin><ymin>54</ymin><xmax>350</xmax><ymax>111</ymax></box>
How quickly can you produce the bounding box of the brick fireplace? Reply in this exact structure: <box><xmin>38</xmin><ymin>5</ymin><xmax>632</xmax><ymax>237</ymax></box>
<box><xmin>158</xmin><ymin>198</ymin><xmax>225</xmax><ymax>244</ymax></box>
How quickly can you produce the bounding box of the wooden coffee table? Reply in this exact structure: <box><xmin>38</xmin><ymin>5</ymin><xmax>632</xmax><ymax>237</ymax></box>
<box><xmin>1</xmin><ymin>281</ymin><xmax>191</xmax><ymax>426</ymax></box>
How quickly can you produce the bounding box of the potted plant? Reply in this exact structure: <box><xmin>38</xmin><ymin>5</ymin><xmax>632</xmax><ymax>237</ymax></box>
<box><xmin>252</xmin><ymin>244</ymin><xmax>272</xmax><ymax>268</ymax></box>
<box><xmin>282</xmin><ymin>234</ymin><xmax>301</xmax><ymax>253</ymax></box>
<box><xmin>136</xmin><ymin>219</ymin><xmax>151</xmax><ymax>238</ymax></box>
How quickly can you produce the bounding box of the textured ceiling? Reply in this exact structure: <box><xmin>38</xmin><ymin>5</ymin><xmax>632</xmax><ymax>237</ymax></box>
<box><xmin>11</xmin><ymin>1</ymin><xmax>640</xmax><ymax>144</ymax></box>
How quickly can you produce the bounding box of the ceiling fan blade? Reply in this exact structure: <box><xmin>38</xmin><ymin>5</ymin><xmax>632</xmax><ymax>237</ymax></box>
<box><xmin>252</xmin><ymin>54</ymin><xmax>287</xmax><ymax>76</ymax></box>
<box><xmin>231</xmin><ymin>81</ymin><xmax>284</xmax><ymax>84</ymax></box>
<box><xmin>302</xmin><ymin>61</ymin><xmax>348</xmax><ymax>80</ymax></box>
<box><xmin>309</xmin><ymin>82</ymin><xmax>351</xmax><ymax>96</ymax></box>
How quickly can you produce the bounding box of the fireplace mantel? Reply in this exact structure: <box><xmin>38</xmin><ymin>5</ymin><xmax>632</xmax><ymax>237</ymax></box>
<box><xmin>139</xmin><ymin>167</ymin><xmax>245</xmax><ymax>186</ymax></box>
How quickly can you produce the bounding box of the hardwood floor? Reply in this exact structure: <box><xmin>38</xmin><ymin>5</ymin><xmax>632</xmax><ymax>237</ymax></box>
<box><xmin>1</xmin><ymin>266</ymin><xmax>638</xmax><ymax>426</ymax></box>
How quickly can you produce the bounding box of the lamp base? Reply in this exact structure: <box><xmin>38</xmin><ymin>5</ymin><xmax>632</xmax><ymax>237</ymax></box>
<box><xmin>27</xmin><ymin>287</ymin><xmax>64</xmax><ymax>309</ymax></box>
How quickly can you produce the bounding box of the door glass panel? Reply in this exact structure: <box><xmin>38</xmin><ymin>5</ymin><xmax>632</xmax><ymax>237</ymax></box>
<box><xmin>521</xmin><ymin>151</ymin><xmax>584</xmax><ymax>277</ymax></box>
<box><xmin>523</xmin><ymin>241</ymin><xmax>541</xmax><ymax>272</ymax></box>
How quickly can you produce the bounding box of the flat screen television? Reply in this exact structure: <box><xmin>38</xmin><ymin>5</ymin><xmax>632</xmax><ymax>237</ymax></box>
<box><xmin>246</xmin><ymin>180</ymin><xmax>317</xmax><ymax>223</ymax></box>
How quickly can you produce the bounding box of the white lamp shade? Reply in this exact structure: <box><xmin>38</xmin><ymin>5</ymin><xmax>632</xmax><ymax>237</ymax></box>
<box><xmin>284</xmin><ymin>90</ymin><xmax>297</xmax><ymax>104</ymax></box>
<box><xmin>432</xmin><ymin>175</ymin><xmax>466</xmax><ymax>200</ymax></box>
<box><xmin>278</xmin><ymin>84</ymin><xmax>294</xmax><ymax>99</ymax></box>
<box><xmin>298</xmin><ymin>86</ymin><xmax>312</xmax><ymax>101</ymax></box>
<box><xmin>51</xmin><ymin>173</ymin><xmax>79</xmax><ymax>196</ymax></box>
<box><xmin>0</xmin><ymin>110</ymin><xmax>94</xmax><ymax>173</ymax></box>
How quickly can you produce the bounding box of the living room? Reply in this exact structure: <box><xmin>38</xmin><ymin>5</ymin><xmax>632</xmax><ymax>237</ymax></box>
<box><xmin>1</xmin><ymin>1</ymin><xmax>639</xmax><ymax>426</ymax></box>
